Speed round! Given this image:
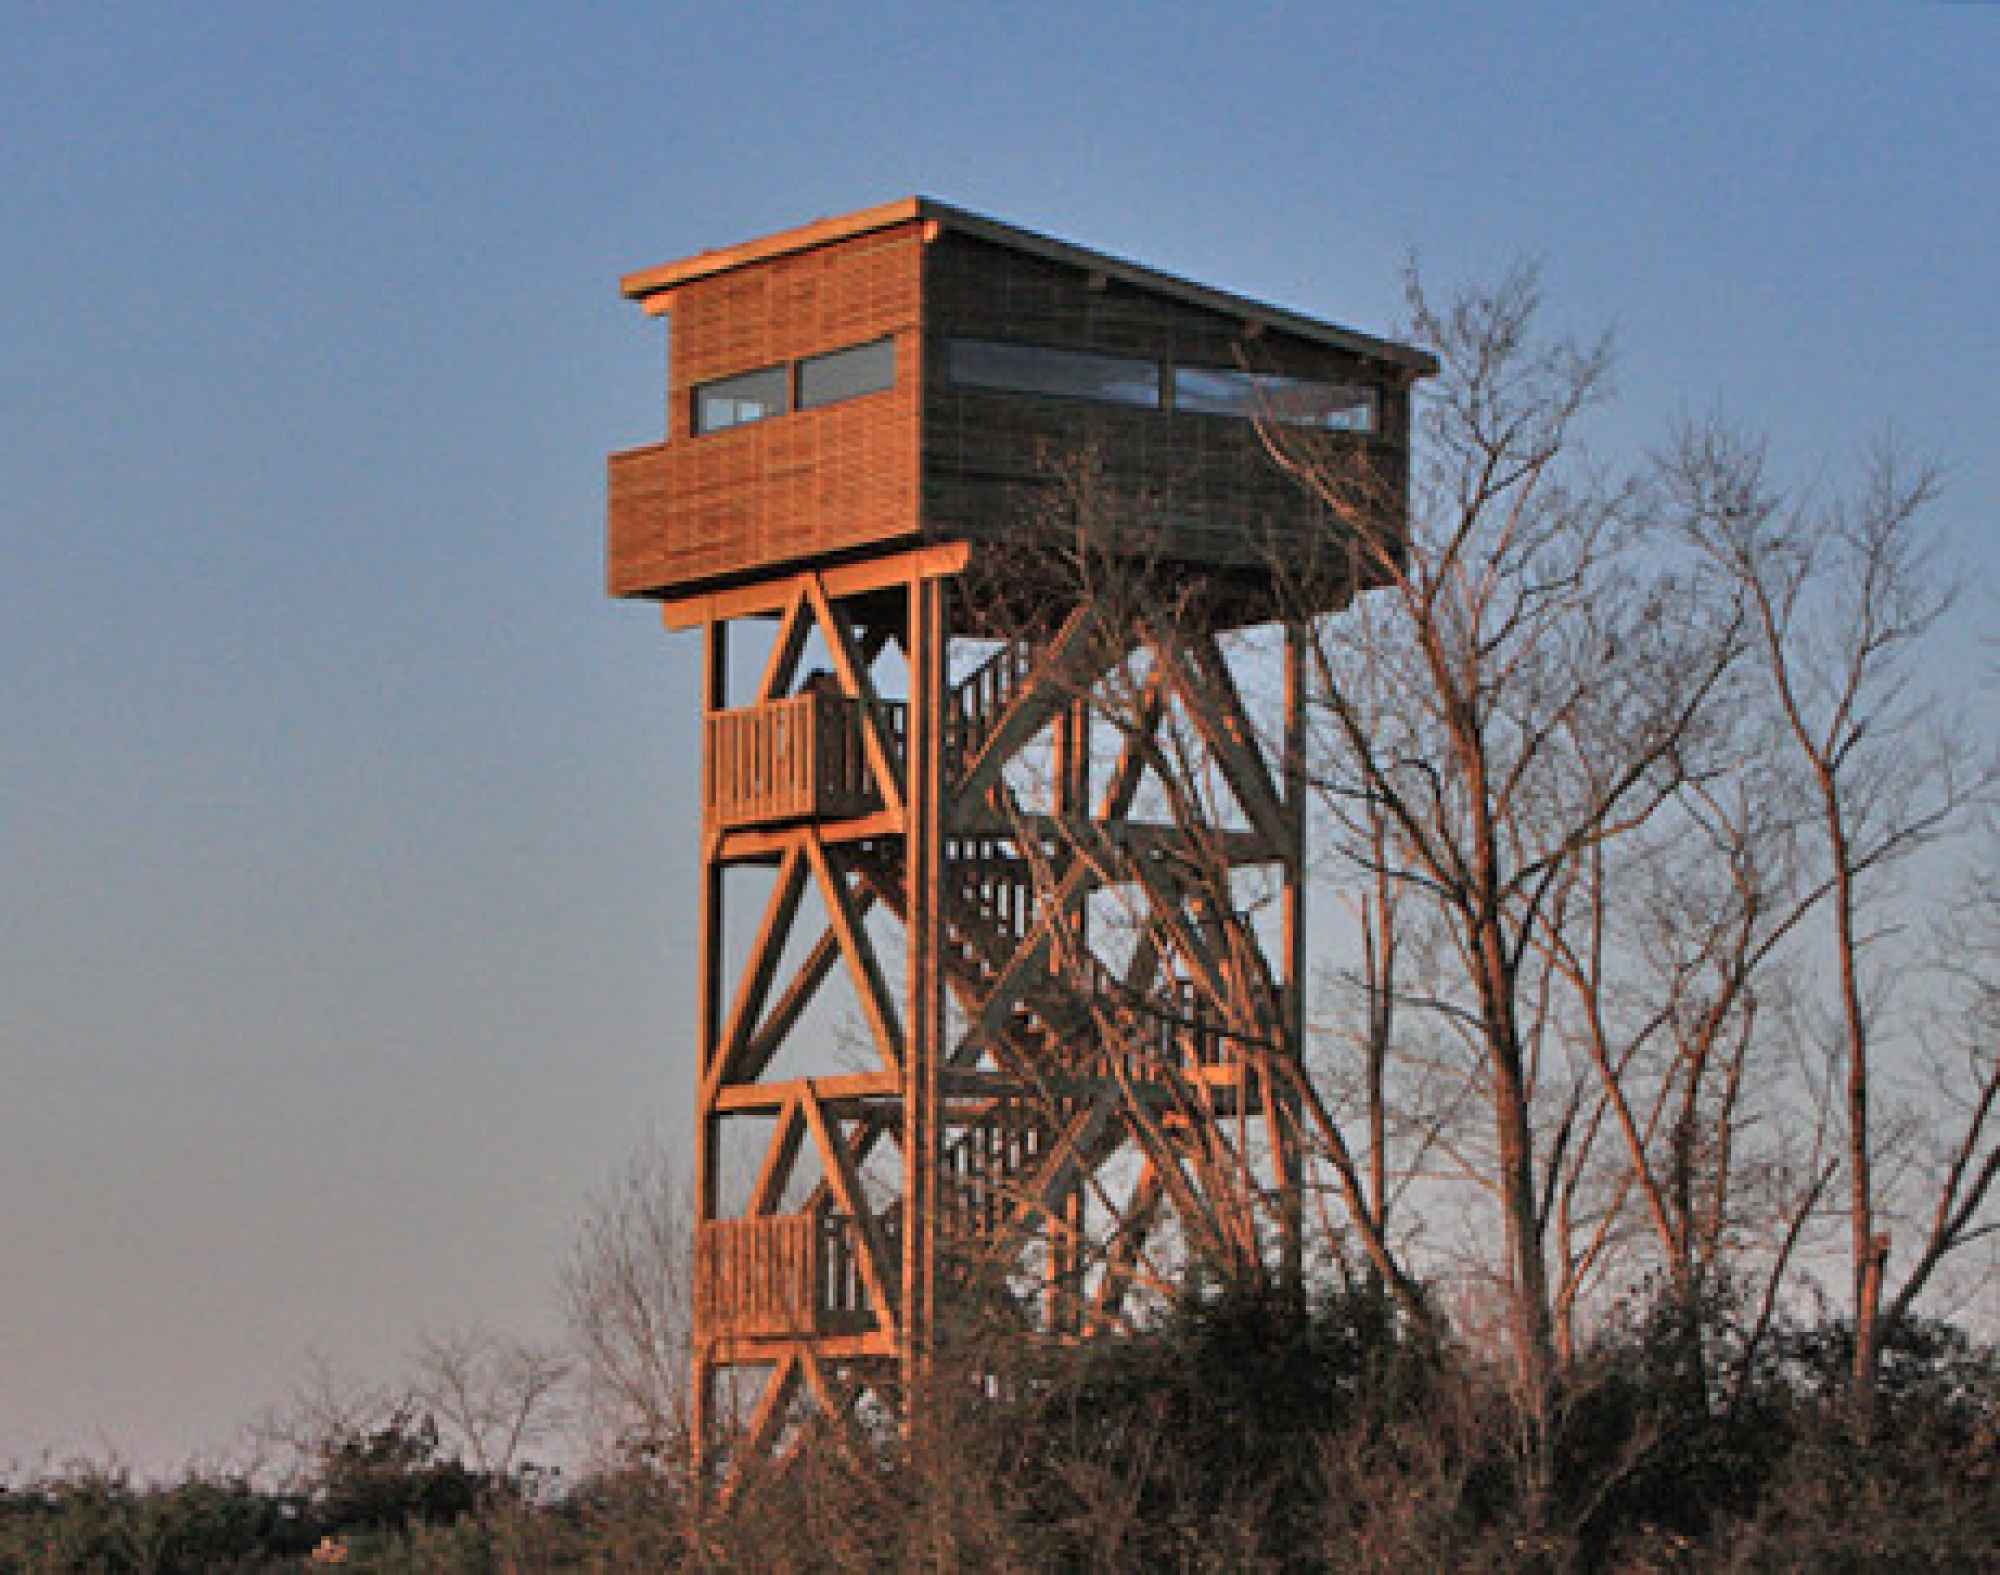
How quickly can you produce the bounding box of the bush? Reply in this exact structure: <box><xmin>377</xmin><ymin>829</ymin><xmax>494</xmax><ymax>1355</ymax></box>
<box><xmin>0</xmin><ymin>1466</ymin><xmax>312</xmax><ymax>1573</ymax></box>
<box><xmin>308</xmin><ymin>1410</ymin><xmax>491</xmax><ymax>1537</ymax></box>
<box><xmin>6</xmin><ymin>1295</ymin><xmax>1995</xmax><ymax>1570</ymax></box>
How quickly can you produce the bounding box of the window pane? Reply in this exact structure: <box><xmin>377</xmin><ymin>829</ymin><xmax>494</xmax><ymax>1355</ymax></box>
<box><xmin>946</xmin><ymin>339</ymin><xmax>1160</xmax><ymax>408</ymax></box>
<box><xmin>798</xmin><ymin>339</ymin><xmax>896</xmax><ymax>410</ymax></box>
<box><xmin>694</xmin><ymin>365</ymin><xmax>788</xmax><ymax>434</ymax></box>
<box><xmin>1173</xmin><ymin>367</ymin><xmax>1376</xmax><ymax>431</ymax></box>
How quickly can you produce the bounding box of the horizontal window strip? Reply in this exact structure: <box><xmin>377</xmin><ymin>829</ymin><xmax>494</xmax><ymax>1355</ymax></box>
<box><xmin>1173</xmin><ymin>367</ymin><xmax>1377</xmax><ymax>431</ymax></box>
<box><xmin>945</xmin><ymin>338</ymin><xmax>1162</xmax><ymax>408</ymax></box>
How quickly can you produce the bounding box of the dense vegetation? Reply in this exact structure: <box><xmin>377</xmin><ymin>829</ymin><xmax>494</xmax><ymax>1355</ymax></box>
<box><xmin>5</xmin><ymin>1279</ymin><xmax>1995</xmax><ymax>1571</ymax></box>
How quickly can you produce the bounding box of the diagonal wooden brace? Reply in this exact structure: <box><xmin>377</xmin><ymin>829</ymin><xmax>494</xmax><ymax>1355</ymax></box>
<box><xmin>801</xmin><ymin>1083</ymin><xmax>902</xmax><ymax>1334</ymax></box>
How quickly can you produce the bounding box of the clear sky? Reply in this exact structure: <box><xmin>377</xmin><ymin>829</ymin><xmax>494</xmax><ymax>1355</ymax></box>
<box><xmin>2</xmin><ymin>2</ymin><xmax>1994</xmax><ymax>1474</ymax></box>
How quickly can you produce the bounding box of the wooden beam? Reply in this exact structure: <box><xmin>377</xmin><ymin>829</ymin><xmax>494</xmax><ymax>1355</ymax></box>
<box><xmin>1162</xmin><ymin>631</ymin><xmax>1290</xmax><ymax>854</ymax></box>
<box><xmin>962</xmin><ymin>857</ymin><xmax>1096</xmax><ymax>1062</ymax></box>
<box><xmin>798</xmin><ymin>1108</ymin><xmax>897</xmax><ymax>1228</ymax></box>
<box><xmin>698</xmin><ymin>621</ymin><xmax>728</xmax><ymax>1196</ymax></box>
<box><xmin>662</xmin><ymin>543</ymin><xmax>970</xmax><ymax>630</ymax></box>
<box><xmin>803</xmin><ymin>830</ymin><xmax>906</xmax><ymax>1075</ymax></box>
<box><xmin>981</xmin><ymin>1089</ymin><xmax>1118</xmax><ymax>1273</ymax></box>
<box><xmin>798</xmin><ymin>1347</ymin><xmax>848</xmax><ymax>1422</ymax></box>
<box><xmin>736</xmin><ymin>1352</ymin><xmax>802</xmax><ymax>1473</ymax></box>
<box><xmin>1277</xmin><ymin>619</ymin><xmax>1308</xmax><ymax>1291</ymax></box>
<box><xmin>805</xmin><ymin>574</ymin><xmax>906</xmax><ymax>815</ymax></box>
<box><xmin>718</xmin><ymin>808</ymin><xmax>905</xmax><ymax>865</ymax></box>
<box><xmin>902</xmin><ymin>569</ymin><xmax>947</xmax><ymax>1386</ymax></box>
<box><xmin>749</xmin><ymin>1096</ymin><xmax>806</xmax><ymax>1217</ymax></box>
<box><xmin>715</xmin><ymin>1070</ymin><xmax>899</xmax><ymax>1115</ymax></box>
<box><xmin>709</xmin><ymin>1332</ymin><xmax>898</xmax><ymax>1366</ymax></box>
<box><xmin>1116</xmin><ymin>1063</ymin><xmax>1227</xmax><ymax>1258</ymax></box>
<box><xmin>801</xmin><ymin>1084</ymin><xmax>901</xmax><ymax>1333</ymax></box>
<box><xmin>1125</xmin><ymin>860</ymin><xmax>1228</xmax><ymax>1011</ymax></box>
<box><xmin>754</xmin><ymin>584</ymin><xmax>813</xmax><ymax>703</ymax></box>
<box><xmin>1096</xmin><ymin>667</ymin><xmax>1168</xmax><ymax>825</ymax></box>
<box><xmin>1011</xmin><ymin>813</ymin><xmax>1278</xmax><ymax>869</ymax></box>
<box><xmin>692</xmin><ymin>620</ymin><xmax>727</xmax><ymax>1469</ymax></box>
<box><xmin>1092</xmin><ymin>1163</ymin><xmax>1168</xmax><ymax>1327</ymax></box>
<box><xmin>743</xmin><ymin>912</ymin><xmax>864</xmax><ymax>1083</ymax></box>
<box><xmin>956</xmin><ymin>604</ymin><xmax>1110</xmax><ymax>808</ymax></box>
<box><xmin>706</xmin><ymin>844</ymin><xmax>811</xmax><ymax>1105</ymax></box>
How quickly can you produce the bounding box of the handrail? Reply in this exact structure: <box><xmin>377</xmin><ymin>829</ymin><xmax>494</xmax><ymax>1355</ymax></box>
<box><xmin>947</xmin><ymin>640</ymin><xmax>1035</xmax><ymax>768</ymax></box>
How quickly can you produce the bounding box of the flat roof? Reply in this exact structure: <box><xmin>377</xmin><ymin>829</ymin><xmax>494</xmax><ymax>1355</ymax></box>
<box><xmin>620</xmin><ymin>197</ymin><xmax>1438</xmax><ymax>376</ymax></box>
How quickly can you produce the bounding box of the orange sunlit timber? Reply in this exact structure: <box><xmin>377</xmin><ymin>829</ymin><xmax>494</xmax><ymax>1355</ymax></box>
<box><xmin>606</xmin><ymin>199</ymin><xmax>1434</xmax><ymax>1480</ymax></box>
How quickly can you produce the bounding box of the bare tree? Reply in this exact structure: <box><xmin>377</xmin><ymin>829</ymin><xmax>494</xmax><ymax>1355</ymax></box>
<box><xmin>407</xmin><ymin>1326</ymin><xmax>573</xmax><ymax>1482</ymax></box>
<box><xmin>247</xmin><ymin>1335</ymin><xmax>572</xmax><ymax>1495</ymax></box>
<box><xmin>244</xmin><ymin>1353</ymin><xmax>400</xmax><ymax>1490</ymax></box>
<box><xmin>1878</xmin><ymin>828</ymin><xmax>2000</xmax><ymax>1341</ymax></box>
<box><xmin>562</xmin><ymin>1132</ymin><xmax>696</xmax><ymax>1464</ymax></box>
<box><xmin>1664</xmin><ymin>423</ymin><xmax>1996</xmax><ymax>1394</ymax></box>
<box><xmin>1266</xmin><ymin>266</ymin><xmax>1741</xmax><ymax>1417</ymax></box>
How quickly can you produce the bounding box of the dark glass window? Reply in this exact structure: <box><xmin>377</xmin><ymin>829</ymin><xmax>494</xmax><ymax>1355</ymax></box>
<box><xmin>797</xmin><ymin>338</ymin><xmax>896</xmax><ymax>410</ymax></box>
<box><xmin>946</xmin><ymin>339</ymin><xmax>1161</xmax><ymax>408</ymax></box>
<box><xmin>694</xmin><ymin>365</ymin><xmax>788</xmax><ymax>434</ymax></box>
<box><xmin>1173</xmin><ymin>367</ymin><xmax>1377</xmax><ymax>431</ymax></box>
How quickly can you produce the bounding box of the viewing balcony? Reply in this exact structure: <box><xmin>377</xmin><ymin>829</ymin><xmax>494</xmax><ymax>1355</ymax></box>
<box><xmin>693</xmin><ymin>1211</ymin><xmax>881</xmax><ymax>1340</ymax></box>
<box><xmin>703</xmin><ymin>692</ymin><xmax>906</xmax><ymax>832</ymax></box>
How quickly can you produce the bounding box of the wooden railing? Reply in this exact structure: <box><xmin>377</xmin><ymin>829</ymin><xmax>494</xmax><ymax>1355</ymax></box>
<box><xmin>813</xmin><ymin>1210</ymin><xmax>879</xmax><ymax>1331</ymax></box>
<box><xmin>942</xmin><ymin>1096</ymin><xmax>1053</xmax><ymax>1241</ymax></box>
<box><xmin>948</xmin><ymin>837</ymin><xmax>1036</xmax><ymax>944</ymax></box>
<box><xmin>704</xmin><ymin>694</ymin><xmax>905</xmax><ymax>831</ymax></box>
<box><xmin>694</xmin><ymin>1214</ymin><xmax>818</xmax><ymax>1338</ymax></box>
<box><xmin>947</xmin><ymin>640</ymin><xmax>1035</xmax><ymax>771</ymax></box>
<box><xmin>694</xmin><ymin>1210</ymin><xmax>887</xmax><ymax>1339</ymax></box>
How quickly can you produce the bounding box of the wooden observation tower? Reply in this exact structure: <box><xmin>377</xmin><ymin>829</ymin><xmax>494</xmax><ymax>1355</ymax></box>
<box><xmin>606</xmin><ymin>199</ymin><xmax>1433</xmax><ymax>1470</ymax></box>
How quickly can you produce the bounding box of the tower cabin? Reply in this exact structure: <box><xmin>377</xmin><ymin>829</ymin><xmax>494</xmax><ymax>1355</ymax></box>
<box><xmin>607</xmin><ymin>197</ymin><xmax>1435</xmax><ymax>619</ymax></box>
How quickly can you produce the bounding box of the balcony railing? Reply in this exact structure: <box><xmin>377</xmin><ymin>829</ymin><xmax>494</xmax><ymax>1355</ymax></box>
<box><xmin>693</xmin><ymin>1211</ymin><xmax>885</xmax><ymax>1339</ymax></box>
<box><xmin>704</xmin><ymin>693</ymin><xmax>906</xmax><ymax>832</ymax></box>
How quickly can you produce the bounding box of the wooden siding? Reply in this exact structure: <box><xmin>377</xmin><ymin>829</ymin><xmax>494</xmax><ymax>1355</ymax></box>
<box><xmin>605</xmin><ymin>222</ymin><xmax>926</xmax><ymax>598</ymax></box>
<box><xmin>920</xmin><ymin>231</ymin><xmax>1409</xmax><ymax>580</ymax></box>
<box><xmin>607</xmin><ymin>215</ymin><xmax>1414</xmax><ymax>602</ymax></box>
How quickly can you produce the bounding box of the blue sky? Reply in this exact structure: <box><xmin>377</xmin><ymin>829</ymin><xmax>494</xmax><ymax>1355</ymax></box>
<box><xmin>2</xmin><ymin>2</ymin><xmax>1994</xmax><ymax>1472</ymax></box>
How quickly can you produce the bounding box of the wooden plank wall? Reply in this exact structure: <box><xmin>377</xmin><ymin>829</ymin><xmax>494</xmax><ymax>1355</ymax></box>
<box><xmin>694</xmin><ymin>1214</ymin><xmax>819</xmax><ymax>1338</ymax></box>
<box><xmin>607</xmin><ymin>220</ymin><xmax>1410</xmax><ymax>602</ymax></box>
<box><xmin>606</xmin><ymin>222</ymin><xmax>926</xmax><ymax>598</ymax></box>
<box><xmin>919</xmin><ymin>232</ymin><xmax>1409</xmax><ymax>580</ymax></box>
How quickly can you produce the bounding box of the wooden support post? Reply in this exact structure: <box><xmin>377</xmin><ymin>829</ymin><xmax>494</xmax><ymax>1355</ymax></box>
<box><xmin>903</xmin><ymin>570</ymin><xmax>947</xmax><ymax>1402</ymax></box>
<box><xmin>1048</xmin><ymin>693</ymin><xmax>1091</xmax><ymax>1325</ymax></box>
<box><xmin>1278</xmin><ymin>619</ymin><xmax>1308</xmax><ymax>1298</ymax></box>
<box><xmin>692</xmin><ymin>617</ymin><xmax>727</xmax><ymax>1477</ymax></box>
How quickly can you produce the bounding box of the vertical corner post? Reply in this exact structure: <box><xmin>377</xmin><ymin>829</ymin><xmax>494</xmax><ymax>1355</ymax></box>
<box><xmin>901</xmin><ymin>569</ymin><xmax>949</xmax><ymax>1403</ymax></box>
<box><xmin>1278</xmin><ymin>618</ymin><xmax>1309</xmax><ymax>1297</ymax></box>
<box><xmin>692</xmin><ymin>617</ymin><xmax>729</xmax><ymax>1479</ymax></box>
